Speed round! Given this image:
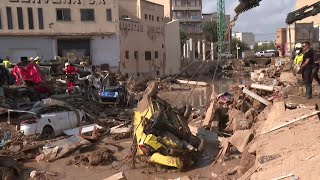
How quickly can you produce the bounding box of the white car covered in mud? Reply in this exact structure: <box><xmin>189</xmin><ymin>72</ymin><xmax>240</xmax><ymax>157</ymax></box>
<box><xmin>8</xmin><ymin>100</ymin><xmax>84</xmax><ymax>139</ymax></box>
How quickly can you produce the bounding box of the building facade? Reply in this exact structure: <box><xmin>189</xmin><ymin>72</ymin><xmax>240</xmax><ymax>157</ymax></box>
<box><xmin>0</xmin><ymin>0</ymin><xmax>120</xmax><ymax>67</ymax></box>
<box><xmin>202</xmin><ymin>12</ymin><xmax>231</xmax><ymax>53</ymax></box>
<box><xmin>147</xmin><ymin>0</ymin><xmax>202</xmax><ymax>34</ymax></box>
<box><xmin>286</xmin><ymin>23</ymin><xmax>319</xmax><ymax>51</ymax></box>
<box><xmin>233</xmin><ymin>32</ymin><xmax>256</xmax><ymax>47</ymax></box>
<box><xmin>118</xmin><ymin>0</ymin><xmax>166</xmax><ymax>78</ymax></box>
<box><xmin>275</xmin><ymin>28</ymin><xmax>287</xmax><ymax>56</ymax></box>
<box><xmin>0</xmin><ymin>0</ymin><xmax>181</xmax><ymax>78</ymax></box>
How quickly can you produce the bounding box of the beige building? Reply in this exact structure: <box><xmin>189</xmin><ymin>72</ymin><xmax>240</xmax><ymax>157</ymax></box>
<box><xmin>118</xmin><ymin>0</ymin><xmax>181</xmax><ymax>78</ymax></box>
<box><xmin>286</xmin><ymin>23</ymin><xmax>319</xmax><ymax>51</ymax></box>
<box><xmin>147</xmin><ymin>0</ymin><xmax>202</xmax><ymax>34</ymax></box>
<box><xmin>0</xmin><ymin>0</ymin><xmax>120</xmax><ymax>67</ymax></box>
<box><xmin>0</xmin><ymin>0</ymin><xmax>181</xmax><ymax>78</ymax></box>
<box><xmin>275</xmin><ymin>28</ymin><xmax>287</xmax><ymax>56</ymax></box>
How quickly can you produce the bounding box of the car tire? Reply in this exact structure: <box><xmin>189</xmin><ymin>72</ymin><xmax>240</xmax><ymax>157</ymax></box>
<box><xmin>40</xmin><ymin>125</ymin><xmax>55</xmax><ymax>140</ymax></box>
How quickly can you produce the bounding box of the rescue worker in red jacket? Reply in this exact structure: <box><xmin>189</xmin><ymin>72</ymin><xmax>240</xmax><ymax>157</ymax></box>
<box><xmin>64</xmin><ymin>62</ymin><xmax>78</xmax><ymax>93</ymax></box>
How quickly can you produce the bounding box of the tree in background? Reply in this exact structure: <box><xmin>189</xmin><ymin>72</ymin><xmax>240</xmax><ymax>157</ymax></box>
<box><xmin>202</xmin><ymin>22</ymin><xmax>218</xmax><ymax>42</ymax></box>
<box><xmin>231</xmin><ymin>39</ymin><xmax>250</xmax><ymax>55</ymax></box>
<box><xmin>180</xmin><ymin>30</ymin><xmax>188</xmax><ymax>45</ymax></box>
<box><xmin>253</xmin><ymin>41</ymin><xmax>276</xmax><ymax>52</ymax></box>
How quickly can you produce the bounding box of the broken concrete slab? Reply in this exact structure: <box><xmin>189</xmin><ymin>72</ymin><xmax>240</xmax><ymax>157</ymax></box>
<box><xmin>103</xmin><ymin>172</ymin><xmax>127</xmax><ymax>180</ymax></box>
<box><xmin>63</xmin><ymin>124</ymin><xmax>103</xmax><ymax>136</ymax></box>
<box><xmin>176</xmin><ymin>79</ymin><xmax>209</xmax><ymax>86</ymax></box>
<box><xmin>251</xmin><ymin>83</ymin><xmax>274</xmax><ymax>92</ymax></box>
<box><xmin>227</xmin><ymin>109</ymin><xmax>251</xmax><ymax>132</ymax></box>
<box><xmin>229</xmin><ymin>130</ymin><xmax>253</xmax><ymax>153</ymax></box>
<box><xmin>42</xmin><ymin>135</ymin><xmax>91</xmax><ymax>161</ymax></box>
<box><xmin>188</xmin><ymin>125</ymin><xmax>218</xmax><ymax>144</ymax></box>
<box><xmin>243</xmin><ymin>88</ymin><xmax>271</xmax><ymax>106</ymax></box>
<box><xmin>110</xmin><ymin>124</ymin><xmax>132</xmax><ymax>134</ymax></box>
<box><xmin>279</xmin><ymin>72</ymin><xmax>298</xmax><ymax>84</ymax></box>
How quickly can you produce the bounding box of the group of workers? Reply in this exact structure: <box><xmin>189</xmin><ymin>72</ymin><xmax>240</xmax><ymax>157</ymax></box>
<box><xmin>293</xmin><ymin>41</ymin><xmax>319</xmax><ymax>99</ymax></box>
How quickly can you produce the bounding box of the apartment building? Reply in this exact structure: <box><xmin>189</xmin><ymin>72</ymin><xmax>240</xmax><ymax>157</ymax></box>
<box><xmin>275</xmin><ymin>28</ymin><xmax>287</xmax><ymax>56</ymax></box>
<box><xmin>286</xmin><ymin>23</ymin><xmax>319</xmax><ymax>51</ymax></box>
<box><xmin>148</xmin><ymin>0</ymin><xmax>202</xmax><ymax>34</ymax></box>
<box><xmin>233</xmin><ymin>32</ymin><xmax>256</xmax><ymax>47</ymax></box>
<box><xmin>202</xmin><ymin>12</ymin><xmax>231</xmax><ymax>53</ymax></box>
<box><xmin>0</xmin><ymin>0</ymin><xmax>120</xmax><ymax>68</ymax></box>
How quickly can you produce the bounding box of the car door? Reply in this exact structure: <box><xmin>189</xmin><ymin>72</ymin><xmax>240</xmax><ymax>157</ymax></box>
<box><xmin>37</xmin><ymin>106</ymin><xmax>58</xmax><ymax>135</ymax></box>
<box><xmin>67</xmin><ymin>108</ymin><xmax>81</xmax><ymax>129</ymax></box>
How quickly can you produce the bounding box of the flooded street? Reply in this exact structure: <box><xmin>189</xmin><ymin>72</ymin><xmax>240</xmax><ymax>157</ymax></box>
<box><xmin>159</xmin><ymin>77</ymin><xmax>250</xmax><ymax>108</ymax></box>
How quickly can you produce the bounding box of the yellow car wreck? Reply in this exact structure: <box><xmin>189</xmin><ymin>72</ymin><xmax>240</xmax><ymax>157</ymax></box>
<box><xmin>134</xmin><ymin>81</ymin><xmax>203</xmax><ymax>170</ymax></box>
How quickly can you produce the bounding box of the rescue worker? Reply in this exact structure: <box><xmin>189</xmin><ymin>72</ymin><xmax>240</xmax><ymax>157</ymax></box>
<box><xmin>293</xmin><ymin>43</ymin><xmax>304</xmax><ymax>72</ymax></box>
<box><xmin>298</xmin><ymin>41</ymin><xmax>314</xmax><ymax>99</ymax></box>
<box><xmin>3</xmin><ymin>56</ymin><xmax>10</xmax><ymax>68</ymax></box>
<box><xmin>312</xmin><ymin>49</ymin><xmax>320</xmax><ymax>86</ymax></box>
<box><xmin>0</xmin><ymin>59</ymin><xmax>9</xmax><ymax>87</ymax></box>
<box><xmin>64</xmin><ymin>62</ymin><xmax>78</xmax><ymax>94</ymax></box>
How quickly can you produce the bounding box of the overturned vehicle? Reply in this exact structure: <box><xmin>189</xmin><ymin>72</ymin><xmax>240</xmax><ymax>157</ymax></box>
<box><xmin>134</xmin><ymin>81</ymin><xmax>203</xmax><ymax>170</ymax></box>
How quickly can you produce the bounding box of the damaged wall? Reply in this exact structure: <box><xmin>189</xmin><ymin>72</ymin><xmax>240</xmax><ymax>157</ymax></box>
<box><xmin>0</xmin><ymin>36</ymin><xmax>54</xmax><ymax>63</ymax></box>
<box><xmin>90</xmin><ymin>34</ymin><xmax>120</xmax><ymax>70</ymax></box>
<box><xmin>165</xmin><ymin>20</ymin><xmax>181</xmax><ymax>76</ymax></box>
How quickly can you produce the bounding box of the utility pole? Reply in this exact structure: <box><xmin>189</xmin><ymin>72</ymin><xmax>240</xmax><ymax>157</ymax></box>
<box><xmin>217</xmin><ymin>0</ymin><xmax>225</xmax><ymax>61</ymax></box>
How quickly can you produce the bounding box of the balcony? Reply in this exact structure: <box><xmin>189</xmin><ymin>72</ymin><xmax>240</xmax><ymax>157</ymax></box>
<box><xmin>173</xmin><ymin>16</ymin><xmax>202</xmax><ymax>22</ymax></box>
<box><xmin>172</xmin><ymin>5</ymin><xmax>201</xmax><ymax>11</ymax></box>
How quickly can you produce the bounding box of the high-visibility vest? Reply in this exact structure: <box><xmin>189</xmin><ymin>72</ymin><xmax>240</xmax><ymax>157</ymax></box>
<box><xmin>294</xmin><ymin>54</ymin><xmax>303</xmax><ymax>65</ymax></box>
<box><xmin>3</xmin><ymin>60</ymin><xmax>10</xmax><ymax>68</ymax></box>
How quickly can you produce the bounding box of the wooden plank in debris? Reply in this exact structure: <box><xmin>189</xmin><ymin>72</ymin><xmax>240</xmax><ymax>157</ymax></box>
<box><xmin>262</xmin><ymin>110</ymin><xmax>320</xmax><ymax>135</ymax></box>
<box><xmin>229</xmin><ymin>130</ymin><xmax>253</xmax><ymax>153</ymax></box>
<box><xmin>202</xmin><ymin>91</ymin><xmax>217</xmax><ymax>127</ymax></box>
<box><xmin>242</xmin><ymin>88</ymin><xmax>271</xmax><ymax>106</ymax></box>
<box><xmin>238</xmin><ymin>164</ymin><xmax>259</xmax><ymax>180</ymax></box>
<box><xmin>177</xmin><ymin>79</ymin><xmax>209</xmax><ymax>86</ymax></box>
<box><xmin>250</xmin><ymin>83</ymin><xmax>274</xmax><ymax>92</ymax></box>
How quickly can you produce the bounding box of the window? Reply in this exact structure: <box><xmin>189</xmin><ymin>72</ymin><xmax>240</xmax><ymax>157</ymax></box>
<box><xmin>152</xmin><ymin>15</ymin><xmax>154</xmax><ymax>21</ymax></box>
<box><xmin>106</xmin><ymin>9</ymin><xmax>112</xmax><ymax>21</ymax></box>
<box><xmin>27</xmin><ymin>8</ymin><xmax>34</xmax><ymax>29</ymax></box>
<box><xmin>134</xmin><ymin>51</ymin><xmax>138</xmax><ymax>59</ymax></box>
<box><xmin>155</xmin><ymin>51</ymin><xmax>158</xmax><ymax>59</ymax></box>
<box><xmin>145</xmin><ymin>14</ymin><xmax>147</xmax><ymax>19</ymax></box>
<box><xmin>56</xmin><ymin>8</ymin><xmax>71</xmax><ymax>21</ymax></box>
<box><xmin>6</xmin><ymin>7</ymin><xmax>13</xmax><ymax>29</ymax></box>
<box><xmin>175</xmin><ymin>0</ymin><xmax>181</xmax><ymax>6</ymax></box>
<box><xmin>157</xmin><ymin>16</ymin><xmax>159</xmax><ymax>22</ymax></box>
<box><xmin>149</xmin><ymin>15</ymin><xmax>151</xmax><ymax>20</ymax></box>
<box><xmin>125</xmin><ymin>51</ymin><xmax>129</xmax><ymax>59</ymax></box>
<box><xmin>0</xmin><ymin>10</ymin><xmax>2</xmax><ymax>29</ymax></box>
<box><xmin>17</xmin><ymin>7</ymin><xmax>24</xmax><ymax>29</ymax></box>
<box><xmin>80</xmin><ymin>9</ymin><xmax>95</xmax><ymax>21</ymax></box>
<box><xmin>145</xmin><ymin>51</ymin><xmax>151</xmax><ymax>60</ymax></box>
<box><xmin>38</xmin><ymin>8</ymin><xmax>44</xmax><ymax>29</ymax></box>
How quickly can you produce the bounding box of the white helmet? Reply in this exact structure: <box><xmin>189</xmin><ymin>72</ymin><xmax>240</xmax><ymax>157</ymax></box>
<box><xmin>295</xmin><ymin>43</ymin><xmax>302</xmax><ymax>49</ymax></box>
<box><xmin>65</xmin><ymin>62</ymin><xmax>70</xmax><ymax>67</ymax></box>
<box><xmin>29</xmin><ymin>57</ymin><xmax>34</xmax><ymax>61</ymax></box>
<box><xmin>34</xmin><ymin>56</ymin><xmax>40</xmax><ymax>61</ymax></box>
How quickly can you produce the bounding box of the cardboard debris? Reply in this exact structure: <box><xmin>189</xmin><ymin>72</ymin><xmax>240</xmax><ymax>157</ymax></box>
<box><xmin>229</xmin><ymin>130</ymin><xmax>253</xmax><ymax>153</ymax></box>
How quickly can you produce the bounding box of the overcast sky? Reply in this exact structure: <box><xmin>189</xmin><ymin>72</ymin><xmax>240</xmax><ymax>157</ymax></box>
<box><xmin>202</xmin><ymin>0</ymin><xmax>296</xmax><ymax>41</ymax></box>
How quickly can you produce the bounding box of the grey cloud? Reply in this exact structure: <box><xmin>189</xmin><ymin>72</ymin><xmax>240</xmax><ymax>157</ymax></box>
<box><xmin>203</xmin><ymin>0</ymin><xmax>295</xmax><ymax>40</ymax></box>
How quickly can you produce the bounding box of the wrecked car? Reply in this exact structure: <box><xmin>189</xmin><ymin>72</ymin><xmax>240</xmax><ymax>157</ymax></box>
<box><xmin>8</xmin><ymin>99</ymin><xmax>84</xmax><ymax>139</ymax></box>
<box><xmin>134</xmin><ymin>81</ymin><xmax>203</xmax><ymax>170</ymax></box>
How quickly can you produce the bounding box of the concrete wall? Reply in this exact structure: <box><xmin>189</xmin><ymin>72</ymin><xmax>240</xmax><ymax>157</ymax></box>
<box><xmin>147</xmin><ymin>0</ymin><xmax>172</xmax><ymax>22</ymax></box>
<box><xmin>165</xmin><ymin>20</ymin><xmax>181</xmax><ymax>76</ymax></box>
<box><xmin>0</xmin><ymin>36</ymin><xmax>54</xmax><ymax>63</ymax></box>
<box><xmin>0</xmin><ymin>0</ymin><xmax>118</xmax><ymax>35</ymax></box>
<box><xmin>90</xmin><ymin>34</ymin><xmax>120</xmax><ymax>68</ymax></box>
<box><xmin>118</xmin><ymin>0</ymin><xmax>165</xmax><ymax>78</ymax></box>
<box><xmin>235</xmin><ymin>32</ymin><xmax>255</xmax><ymax>46</ymax></box>
<box><xmin>296</xmin><ymin>0</ymin><xmax>320</xmax><ymax>41</ymax></box>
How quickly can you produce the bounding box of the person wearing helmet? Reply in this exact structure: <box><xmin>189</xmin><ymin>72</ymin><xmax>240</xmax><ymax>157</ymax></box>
<box><xmin>3</xmin><ymin>56</ymin><xmax>10</xmax><ymax>68</ymax></box>
<box><xmin>29</xmin><ymin>57</ymin><xmax>34</xmax><ymax>61</ymax></box>
<box><xmin>64</xmin><ymin>62</ymin><xmax>78</xmax><ymax>93</ymax></box>
<box><xmin>293</xmin><ymin>43</ymin><xmax>304</xmax><ymax>69</ymax></box>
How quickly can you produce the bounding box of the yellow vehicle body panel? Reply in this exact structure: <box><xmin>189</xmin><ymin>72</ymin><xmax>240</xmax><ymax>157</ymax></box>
<box><xmin>150</xmin><ymin>153</ymin><xmax>183</xmax><ymax>169</ymax></box>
